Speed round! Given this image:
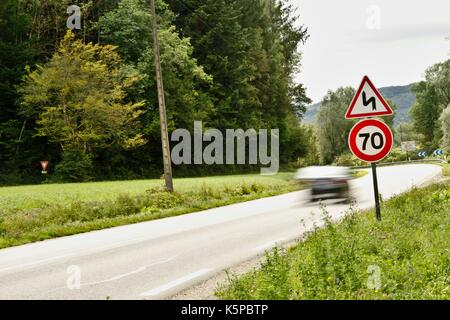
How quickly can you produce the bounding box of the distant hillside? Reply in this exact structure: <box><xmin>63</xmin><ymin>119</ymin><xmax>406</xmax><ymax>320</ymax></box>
<box><xmin>303</xmin><ymin>84</ymin><xmax>417</xmax><ymax>125</ymax></box>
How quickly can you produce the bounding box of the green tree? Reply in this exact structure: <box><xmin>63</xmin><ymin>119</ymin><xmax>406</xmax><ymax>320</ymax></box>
<box><xmin>0</xmin><ymin>0</ymin><xmax>41</xmax><ymax>183</ymax></box>
<box><xmin>316</xmin><ymin>87</ymin><xmax>397</xmax><ymax>164</ymax></box>
<box><xmin>316</xmin><ymin>87</ymin><xmax>356</xmax><ymax>164</ymax></box>
<box><xmin>0</xmin><ymin>0</ymin><xmax>123</xmax><ymax>183</ymax></box>
<box><xmin>95</xmin><ymin>0</ymin><xmax>215</xmax><ymax>177</ymax></box>
<box><xmin>440</xmin><ymin>105</ymin><xmax>450</xmax><ymax>154</ymax></box>
<box><xmin>166</xmin><ymin>0</ymin><xmax>310</xmax><ymax>163</ymax></box>
<box><xmin>410</xmin><ymin>59</ymin><xmax>450</xmax><ymax>148</ymax></box>
<box><xmin>53</xmin><ymin>149</ymin><xmax>94</xmax><ymax>182</ymax></box>
<box><xmin>395</xmin><ymin>122</ymin><xmax>423</xmax><ymax>147</ymax></box>
<box><xmin>98</xmin><ymin>0</ymin><xmax>213</xmax><ymax>133</ymax></box>
<box><xmin>19</xmin><ymin>31</ymin><xmax>146</xmax><ymax>171</ymax></box>
<box><xmin>410</xmin><ymin>82</ymin><xmax>444</xmax><ymax>148</ymax></box>
<box><xmin>295</xmin><ymin>124</ymin><xmax>319</xmax><ymax>167</ymax></box>
<box><xmin>383</xmin><ymin>99</ymin><xmax>397</xmax><ymax>129</ymax></box>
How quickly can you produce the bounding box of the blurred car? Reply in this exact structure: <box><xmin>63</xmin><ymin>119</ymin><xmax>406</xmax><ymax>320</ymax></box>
<box><xmin>295</xmin><ymin>166</ymin><xmax>351</xmax><ymax>202</ymax></box>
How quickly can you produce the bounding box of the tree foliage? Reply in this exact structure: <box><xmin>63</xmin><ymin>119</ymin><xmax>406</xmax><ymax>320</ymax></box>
<box><xmin>410</xmin><ymin>59</ymin><xmax>450</xmax><ymax>148</ymax></box>
<box><xmin>98</xmin><ymin>0</ymin><xmax>213</xmax><ymax>134</ymax></box>
<box><xmin>440</xmin><ymin>105</ymin><xmax>450</xmax><ymax>154</ymax></box>
<box><xmin>316</xmin><ymin>86</ymin><xmax>397</xmax><ymax>164</ymax></box>
<box><xmin>394</xmin><ymin>122</ymin><xmax>423</xmax><ymax>146</ymax></box>
<box><xmin>19</xmin><ymin>31</ymin><xmax>146</xmax><ymax>153</ymax></box>
<box><xmin>0</xmin><ymin>0</ymin><xmax>312</xmax><ymax>184</ymax></box>
<box><xmin>316</xmin><ymin>87</ymin><xmax>356</xmax><ymax>164</ymax></box>
<box><xmin>166</xmin><ymin>0</ymin><xmax>311</xmax><ymax>164</ymax></box>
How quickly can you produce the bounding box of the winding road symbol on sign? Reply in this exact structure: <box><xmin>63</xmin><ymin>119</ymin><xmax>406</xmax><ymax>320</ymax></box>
<box><xmin>345</xmin><ymin>76</ymin><xmax>394</xmax><ymax>119</ymax></box>
<box><xmin>346</xmin><ymin>76</ymin><xmax>395</xmax><ymax>222</ymax></box>
<box><xmin>362</xmin><ymin>91</ymin><xmax>377</xmax><ymax>111</ymax></box>
<box><xmin>348</xmin><ymin>119</ymin><xmax>393</xmax><ymax>163</ymax></box>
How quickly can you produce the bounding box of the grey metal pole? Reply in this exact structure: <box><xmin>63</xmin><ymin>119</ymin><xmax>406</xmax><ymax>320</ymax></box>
<box><xmin>371</xmin><ymin>163</ymin><xmax>381</xmax><ymax>221</ymax></box>
<box><xmin>150</xmin><ymin>0</ymin><xmax>174</xmax><ymax>192</ymax></box>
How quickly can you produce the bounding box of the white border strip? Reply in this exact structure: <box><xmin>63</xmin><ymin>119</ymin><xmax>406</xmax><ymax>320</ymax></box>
<box><xmin>140</xmin><ymin>268</ymin><xmax>213</xmax><ymax>297</ymax></box>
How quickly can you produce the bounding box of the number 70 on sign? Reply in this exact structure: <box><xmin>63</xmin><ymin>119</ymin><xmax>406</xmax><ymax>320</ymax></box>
<box><xmin>348</xmin><ymin>119</ymin><xmax>393</xmax><ymax>163</ymax></box>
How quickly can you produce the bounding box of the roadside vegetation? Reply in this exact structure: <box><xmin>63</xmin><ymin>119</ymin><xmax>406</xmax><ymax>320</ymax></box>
<box><xmin>351</xmin><ymin>170</ymin><xmax>368</xmax><ymax>179</ymax></box>
<box><xmin>0</xmin><ymin>166</ymin><xmax>372</xmax><ymax>249</ymax></box>
<box><xmin>441</xmin><ymin>163</ymin><xmax>450</xmax><ymax>176</ymax></box>
<box><xmin>216</xmin><ymin>182</ymin><xmax>450</xmax><ymax>300</ymax></box>
<box><xmin>0</xmin><ymin>173</ymin><xmax>300</xmax><ymax>249</ymax></box>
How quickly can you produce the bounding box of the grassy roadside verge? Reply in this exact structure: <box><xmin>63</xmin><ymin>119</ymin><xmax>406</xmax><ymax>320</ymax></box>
<box><xmin>351</xmin><ymin>169</ymin><xmax>368</xmax><ymax>179</ymax></box>
<box><xmin>0</xmin><ymin>173</ymin><xmax>299</xmax><ymax>249</ymax></box>
<box><xmin>216</xmin><ymin>182</ymin><xmax>450</xmax><ymax>300</ymax></box>
<box><xmin>441</xmin><ymin>163</ymin><xmax>450</xmax><ymax>176</ymax></box>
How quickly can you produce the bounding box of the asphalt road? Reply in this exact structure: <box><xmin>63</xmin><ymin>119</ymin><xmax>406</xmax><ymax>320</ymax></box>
<box><xmin>0</xmin><ymin>164</ymin><xmax>442</xmax><ymax>300</ymax></box>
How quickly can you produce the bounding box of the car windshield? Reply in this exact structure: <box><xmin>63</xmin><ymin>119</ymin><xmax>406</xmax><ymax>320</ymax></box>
<box><xmin>295</xmin><ymin>166</ymin><xmax>350</xmax><ymax>180</ymax></box>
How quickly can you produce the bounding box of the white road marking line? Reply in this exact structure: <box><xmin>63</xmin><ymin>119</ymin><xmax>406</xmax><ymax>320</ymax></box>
<box><xmin>0</xmin><ymin>236</ymin><xmax>176</xmax><ymax>274</ymax></box>
<box><xmin>254</xmin><ymin>238</ymin><xmax>285</xmax><ymax>252</ymax></box>
<box><xmin>82</xmin><ymin>254</ymin><xmax>181</xmax><ymax>287</ymax></box>
<box><xmin>140</xmin><ymin>268</ymin><xmax>213</xmax><ymax>297</ymax></box>
<box><xmin>82</xmin><ymin>266</ymin><xmax>147</xmax><ymax>287</ymax></box>
<box><xmin>30</xmin><ymin>254</ymin><xmax>182</xmax><ymax>299</ymax></box>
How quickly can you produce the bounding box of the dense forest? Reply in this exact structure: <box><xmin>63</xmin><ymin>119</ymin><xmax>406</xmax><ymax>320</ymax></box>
<box><xmin>0</xmin><ymin>0</ymin><xmax>315</xmax><ymax>184</ymax></box>
<box><xmin>1</xmin><ymin>1</ymin><xmax>448</xmax><ymax>186</ymax></box>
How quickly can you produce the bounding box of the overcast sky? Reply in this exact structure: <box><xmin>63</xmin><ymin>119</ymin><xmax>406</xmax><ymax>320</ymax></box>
<box><xmin>293</xmin><ymin>0</ymin><xmax>450</xmax><ymax>103</ymax></box>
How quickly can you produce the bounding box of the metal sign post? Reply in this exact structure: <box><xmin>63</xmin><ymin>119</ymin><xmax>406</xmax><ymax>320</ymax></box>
<box><xmin>346</xmin><ymin>76</ymin><xmax>395</xmax><ymax>222</ymax></box>
<box><xmin>371</xmin><ymin>163</ymin><xmax>381</xmax><ymax>221</ymax></box>
<box><xmin>348</xmin><ymin>119</ymin><xmax>393</xmax><ymax>222</ymax></box>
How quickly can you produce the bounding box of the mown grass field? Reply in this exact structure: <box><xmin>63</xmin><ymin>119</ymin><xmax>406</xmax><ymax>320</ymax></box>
<box><xmin>0</xmin><ymin>172</ymin><xmax>299</xmax><ymax>248</ymax></box>
<box><xmin>216</xmin><ymin>182</ymin><xmax>450</xmax><ymax>300</ymax></box>
<box><xmin>0</xmin><ymin>173</ymin><xmax>295</xmax><ymax>211</ymax></box>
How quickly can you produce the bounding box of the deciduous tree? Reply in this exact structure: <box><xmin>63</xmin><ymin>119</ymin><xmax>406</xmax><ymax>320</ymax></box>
<box><xmin>19</xmin><ymin>31</ymin><xmax>146</xmax><ymax>155</ymax></box>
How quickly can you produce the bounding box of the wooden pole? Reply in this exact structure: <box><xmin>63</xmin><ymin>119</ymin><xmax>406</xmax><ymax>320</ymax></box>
<box><xmin>150</xmin><ymin>0</ymin><xmax>174</xmax><ymax>192</ymax></box>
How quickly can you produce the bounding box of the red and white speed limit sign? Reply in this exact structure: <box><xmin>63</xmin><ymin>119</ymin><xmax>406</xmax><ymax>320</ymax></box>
<box><xmin>348</xmin><ymin>119</ymin><xmax>393</xmax><ymax>163</ymax></box>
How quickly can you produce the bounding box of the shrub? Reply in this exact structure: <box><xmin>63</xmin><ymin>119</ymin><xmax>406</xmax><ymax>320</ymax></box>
<box><xmin>53</xmin><ymin>150</ymin><xmax>93</xmax><ymax>182</ymax></box>
<box><xmin>382</xmin><ymin>148</ymin><xmax>408</xmax><ymax>163</ymax></box>
<box><xmin>334</xmin><ymin>153</ymin><xmax>364</xmax><ymax>167</ymax></box>
<box><xmin>143</xmin><ymin>187</ymin><xmax>185</xmax><ymax>209</ymax></box>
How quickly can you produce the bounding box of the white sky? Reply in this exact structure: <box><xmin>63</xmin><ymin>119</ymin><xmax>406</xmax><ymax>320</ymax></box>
<box><xmin>293</xmin><ymin>0</ymin><xmax>450</xmax><ymax>103</ymax></box>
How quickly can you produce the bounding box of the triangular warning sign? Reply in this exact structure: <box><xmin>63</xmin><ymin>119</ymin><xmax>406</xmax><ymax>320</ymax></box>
<box><xmin>345</xmin><ymin>76</ymin><xmax>394</xmax><ymax>119</ymax></box>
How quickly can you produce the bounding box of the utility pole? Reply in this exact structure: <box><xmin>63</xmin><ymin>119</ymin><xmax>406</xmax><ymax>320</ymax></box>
<box><xmin>150</xmin><ymin>0</ymin><xmax>174</xmax><ymax>192</ymax></box>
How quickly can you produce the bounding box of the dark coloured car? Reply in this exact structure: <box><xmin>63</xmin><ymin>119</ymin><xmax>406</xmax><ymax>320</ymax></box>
<box><xmin>295</xmin><ymin>166</ymin><xmax>351</xmax><ymax>202</ymax></box>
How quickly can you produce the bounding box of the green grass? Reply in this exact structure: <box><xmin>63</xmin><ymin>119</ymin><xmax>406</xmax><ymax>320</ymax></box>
<box><xmin>216</xmin><ymin>182</ymin><xmax>450</xmax><ymax>300</ymax></box>
<box><xmin>351</xmin><ymin>170</ymin><xmax>369</xmax><ymax>179</ymax></box>
<box><xmin>0</xmin><ymin>172</ymin><xmax>295</xmax><ymax>211</ymax></box>
<box><xmin>441</xmin><ymin>163</ymin><xmax>450</xmax><ymax>176</ymax></box>
<box><xmin>0</xmin><ymin>172</ymin><xmax>299</xmax><ymax>249</ymax></box>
